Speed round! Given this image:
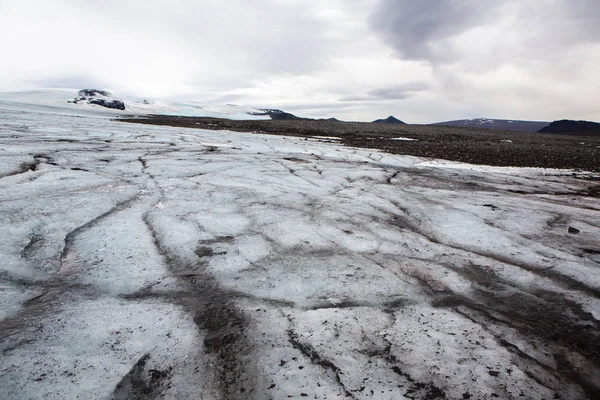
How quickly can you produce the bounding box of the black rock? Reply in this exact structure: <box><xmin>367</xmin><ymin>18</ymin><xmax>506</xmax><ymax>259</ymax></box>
<box><xmin>372</xmin><ymin>116</ymin><xmax>405</xmax><ymax>124</ymax></box>
<box><xmin>89</xmin><ymin>98</ymin><xmax>126</xmax><ymax>110</ymax></box>
<box><xmin>568</xmin><ymin>227</ymin><xmax>580</xmax><ymax>234</ymax></box>
<box><xmin>70</xmin><ymin>89</ymin><xmax>126</xmax><ymax>110</ymax></box>
<box><xmin>78</xmin><ymin>89</ymin><xmax>112</xmax><ymax>97</ymax></box>
<box><xmin>538</xmin><ymin>120</ymin><xmax>600</xmax><ymax>136</ymax></box>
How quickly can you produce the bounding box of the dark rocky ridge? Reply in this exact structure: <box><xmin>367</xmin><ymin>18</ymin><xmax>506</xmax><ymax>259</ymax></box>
<box><xmin>250</xmin><ymin>109</ymin><xmax>302</xmax><ymax>120</ymax></box>
<box><xmin>318</xmin><ymin>117</ymin><xmax>341</xmax><ymax>122</ymax></box>
<box><xmin>433</xmin><ymin>118</ymin><xmax>549</xmax><ymax>133</ymax></box>
<box><xmin>538</xmin><ymin>120</ymin><xmax>600</xmax><ymax>136</ymax></box>
<box><xmin>373</xmin><ymin>116</ymin><xmax>406</xmax><ymax>124</ymax></box>
<box><xmin>118</xmin><ymin>115</ymin><xmax>600</xmax><ymax>171</ymax></box>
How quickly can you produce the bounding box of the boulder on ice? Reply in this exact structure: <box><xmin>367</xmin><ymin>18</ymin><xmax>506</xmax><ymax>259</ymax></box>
<box><xmin>69</xmin><ymin>89</ymin><xmax>126</xmax><ymax>110</ymax></box>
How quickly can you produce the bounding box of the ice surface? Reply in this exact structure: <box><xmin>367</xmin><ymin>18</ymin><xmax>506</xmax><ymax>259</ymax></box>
<box><xmin>0</xmin><ymin>89</ymin><xmax>270</xmax><ymax>120</ymax></box>
<box><xmin>0</xmin><ymin>92</ymin><xmax>599</xmax><ymax>399</ymax></box>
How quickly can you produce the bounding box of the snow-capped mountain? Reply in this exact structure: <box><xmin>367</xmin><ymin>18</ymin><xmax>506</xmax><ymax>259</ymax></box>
<box><xmin>432</xmin><ymin>118</ymin><xmax>549</xmax><ymax>132</ymax></box>
<box><xmin>0</xmin><ymin>89</ymin><xmax>271</xmax><ymax>120</ymax></box>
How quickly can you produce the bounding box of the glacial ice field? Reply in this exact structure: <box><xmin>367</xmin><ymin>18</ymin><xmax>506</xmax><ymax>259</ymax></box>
<box><xmin>0</xmin><ymin>94</ymin><xmax>599</xmax><ymax>399</ymax></box>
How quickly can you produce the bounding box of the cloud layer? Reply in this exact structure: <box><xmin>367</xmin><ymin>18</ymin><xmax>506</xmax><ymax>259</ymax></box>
<box><xmin>0</xmin><ymin>0</ymin><xmax>599</xmax><ymax>123</ymax></box>
<box><xmin>368</xmin><ymin>0</ymin><xmax>600</xmax><ymax>121</ymax></box>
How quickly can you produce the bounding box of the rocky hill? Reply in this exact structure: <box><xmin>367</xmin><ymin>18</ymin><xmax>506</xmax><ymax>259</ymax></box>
<box><xmin>372</xmin><ymin>116</ymin><xmax>405</xmax><ymax>124</ymax></box>
<box><xmin>251</xmin><ymin>108</ymin><xmax>302</xmax><ymax>120</ymax></box>
<box><xmin>538</xmin><ymin>119</ymin><xmax>600</xmax><ymax>136</ymax></box>
<box><xmin>432</xmin><ymin>118</ymin><xmax>549</xmax><ymax>132</ymax></box>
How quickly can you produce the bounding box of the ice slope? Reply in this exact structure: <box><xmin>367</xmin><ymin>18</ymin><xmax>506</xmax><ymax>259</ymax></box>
<box><xmin>0</xmin><ymin>96</ymin><xmax>599</xmax><ymax>399</ymax></box>
<box><xmin>0</xmin><ymin>89</ymin><xmax>270</xmax><ymax>120</ymax></box>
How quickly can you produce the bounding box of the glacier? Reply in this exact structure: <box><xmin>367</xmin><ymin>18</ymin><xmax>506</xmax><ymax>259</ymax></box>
<box><xmin>0</xmin><ymin>92</ymin><xmax>599</xmax><ymax>399</ymax></box>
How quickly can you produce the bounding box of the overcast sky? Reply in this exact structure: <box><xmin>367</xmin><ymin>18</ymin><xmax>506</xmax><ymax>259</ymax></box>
<box><xmin>1</xmin><ymin>0</ymin><xmax>599</xmax><ymax>123</ymax></box>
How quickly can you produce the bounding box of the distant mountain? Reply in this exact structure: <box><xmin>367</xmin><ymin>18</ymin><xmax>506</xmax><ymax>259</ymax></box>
<box><xmin>251</xmin><ymin>109</ymin><xmax>346</xmax><ymax>122</ymax></box>
<box><xmin>251</xmin><ymin>109</ymin><xmax>302</xmax><ymax>120</ymax></box>
<box><xmin>318</xmin><ymin>117</ymin><xmax>341</xmax><ymax>122</ymax></box>
<box><xmin>432</xmin><ymin>118</ymin><xmax>549</xmax><ymax>132</ymax></box>
<box><xmin>372</xmin><ymin>116</ymin><xmax>405</xmax><ymax>124</ymax></box>
<box><xmin>538</xmin><ymin>120</ymin><xmax>600</xmax><ymax>136</ymax></box>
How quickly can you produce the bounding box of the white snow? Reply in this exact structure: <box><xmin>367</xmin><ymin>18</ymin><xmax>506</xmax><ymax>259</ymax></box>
<box><xmin>0</xmin><ymin>89</ymin><xmax>270</xmax><ymax>120</ymax></box>
<box><xmin>0</xmin><ymin>91</ymin><xmax>599</xmax><ymax>399</ymax></box>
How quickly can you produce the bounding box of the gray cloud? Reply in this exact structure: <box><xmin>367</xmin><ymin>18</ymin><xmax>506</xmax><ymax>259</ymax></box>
<box><xmin>369</xmin><ymin>0</ymin><xmax>600</xmax><ymax>65</ymax></box>
<box><xmin>0</xmin><ymin>0</ymin><xmax>338</xmax><ymax>98</ymax></box>
<box><xmin>365</xmin><ymin>0</ymin><xmax>600</xmax><ymax>122</ymax></box>
<box><xmin>1</xmin><ymin>0</ymin><xmax>599</xmax><ymax>123</ymax></box>
<box><xmin>340</xmin><ymin>82</ymin><xmax>428</xmax><ymax>102</ymax></box>
<box><xmin>71</xmin><ymin>0</ymin><xmax>333</xmax><ymax>78</ymax></box>
<box><xmin>369</xmin><ymin>0</ymin><xmax>497</xmax><ymax>62</ymax></box>
<box><xmin>35</xmin><ymin>75</ymin><xmax>107</xmax><ymax>90</ymax></box>
<box><xmin>367</xmin><ymin>83</ymin><xmax>428</xmax><ymax>98</ymax></box>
